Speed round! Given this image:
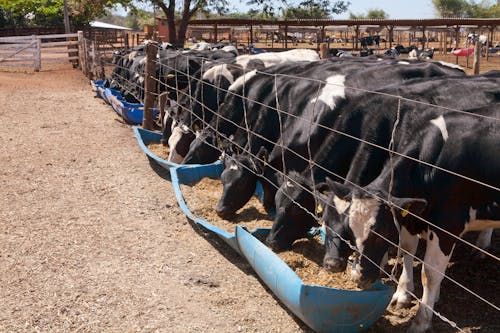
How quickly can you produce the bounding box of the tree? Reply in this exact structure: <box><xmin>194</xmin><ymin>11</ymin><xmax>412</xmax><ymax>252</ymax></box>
<box><xmin>283</xmin><ymin>0</ymin><xmax>350</xmax><ymax>19</ymax></box>
<box><xmin>432</xmin><ymin>0</ymin><xmax>499</xmax><ymax>17</ymax></box>
<box><xmin>1</xmin><ymin>0</ymin><xmax>135</xmax><ymax>28</ymax></box>
<box><xmin>432</xmin><ymin>0</ymin><xmax>471</xmax><ymax>17</ymax></box>
<box><xmin>147</xmin><ymin>0</ymin><xmax>350</xmax><ymax>47</ymax></box>
<box><xmin>349</xmin><ymin>8</ymin><xmax>388</xmax><ymax>19</ymax></box>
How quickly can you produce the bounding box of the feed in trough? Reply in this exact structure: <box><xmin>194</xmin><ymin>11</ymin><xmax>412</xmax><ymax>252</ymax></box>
<box><xmin>183</xmin><ymin>177</ymin><xmax>361</xmax><ymax>289</ymax></box>
<box><xmin>147</xmin><ymin>143</ymin><xmax>170</xmax><ymax>160</ymax></box>
<box><xmin>181</xmin><ymin>178</ymin><xmax>274</xmax><ymax>232</ymax></box>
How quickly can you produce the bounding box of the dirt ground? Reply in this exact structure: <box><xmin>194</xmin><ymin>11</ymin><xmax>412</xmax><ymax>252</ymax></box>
<box><xmin>0</xmin><ymin>59</ymin><xmax>498</xmax><ymax>333</ymax></box>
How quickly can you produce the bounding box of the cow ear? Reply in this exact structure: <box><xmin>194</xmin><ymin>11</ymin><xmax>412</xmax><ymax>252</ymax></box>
<box><xmin>325</xmin><ymin>178</ymin><xmax>353</xmax><ymax>201</ymax></box>
<box><xmin>393</xmin><ymin>197</ymin><xmax>427</xmax><ymax>218</ymax></box>
<box><xmin>314</xmin><ymin>182</ymin><xmax>329</xmax><ymax>195</ymax></box>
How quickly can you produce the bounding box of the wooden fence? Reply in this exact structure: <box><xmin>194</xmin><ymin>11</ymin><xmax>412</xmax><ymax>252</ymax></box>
<box><xmin>0</xmin><ymin>32</ymin><xmax>79</xmax><ymax>71</ymax></box>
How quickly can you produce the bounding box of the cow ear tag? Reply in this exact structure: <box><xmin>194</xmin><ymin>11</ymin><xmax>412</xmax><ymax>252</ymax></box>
<box><xmin>167</xmin><ymin>74</ymin><xmax>175</xmax><ymax>79</ymax></box>
<box><xmin>263</xmin><ymin>155</ymin><xmax>268</xmax><ymax>167</ymax></box>
<box><xmin>401</xmin><ymin>204</ymin><xmax>411</xmax><ymax>217</ymax></box>
<box><xmin>193</xmin><ymin>123</ymin><xmax>199</xmax><ymax>131</ymax></box>
<box><xmin>316</xmin><ymin>204</ymin><xmax>323</xmax><ymax>214</ymax></box>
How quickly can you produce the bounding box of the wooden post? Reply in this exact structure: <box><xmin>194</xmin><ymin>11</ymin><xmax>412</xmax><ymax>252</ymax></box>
<box><xmin>388</xmin><ymin>25</ymin><xmax>394</xmax><ymax>48</ymax></box>
<box><xmin>142</xmin><ymin>42</ymin><xmax>158</xmax><ymax>130</ymax></box>
<box><xmin>250</xmin><ymin>25</ymin><xmax>253</xmax><ymax>45</ymax></box>
<box><xmin>77</xmin><ymin>31</ymin><xmax>84</xmax><ymax>70</ymax></box>
<box><xmin>85</xmin><ymin>39</ymin><xmax>93</xmax><ymax>79</ymax></box>
<box><xmin>473</xmin><ymin>38</ymin><xmax>481</xmax><ymax>75</ymax></box>
<box><xmin>213</xmin><ymin>24</ymin><xmax>218</xmax><ymax>43</ymax></box>
<box><xmin>31</xmin><ymin>35</ymin><xmax>42</xmax><ymax>72</ymax></box>
<box><xmin>319</xmin><ymin>43</ymin><xmax>328</xmax><ymax>59</ymax></box>
<box><xmin>284</xmin><ymin>25</ymin><xmax>288</xmax><ymax>49</ymax></box>
<box><xmin>91</xmin><ymin>40</ymin><xmax>98</xmax><ymax>79</ymax></box>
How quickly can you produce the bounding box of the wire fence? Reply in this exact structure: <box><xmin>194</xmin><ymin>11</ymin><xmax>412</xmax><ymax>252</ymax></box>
<box><xmin>90</xmin><ymin>39</ymin><xmax>500</xmax><ymax>332</ymax></box>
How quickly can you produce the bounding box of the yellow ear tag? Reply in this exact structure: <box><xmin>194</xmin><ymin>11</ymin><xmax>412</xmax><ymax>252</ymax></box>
<box><xmin>263</xmin><ymin>155</ymin><xmax>268</xmax><ymax>167</ymax></box>
<box><xmin>401</xmin><ymin>209</ymin><xmax>409</xmax><ymax>217</ymax></box>
<box><xmin>167</xmin><ymin>74</ymin><xmax>175</xmax><ymax>79</ymax></box>
<box><xmin>316</xmin><ymin>204</ymin><xmax>323</xmax><ymax>214</ymax></box>
<box><xmin>193</xmin><ymin>123</ymin><xmax>199</xmax><ymax>131</ymax></box>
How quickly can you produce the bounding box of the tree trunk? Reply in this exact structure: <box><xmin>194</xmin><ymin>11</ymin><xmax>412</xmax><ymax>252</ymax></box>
<box><xmin>177</xmin><ymin>18</ymin><xmax>190</xmax><ymax>48</ymax></box>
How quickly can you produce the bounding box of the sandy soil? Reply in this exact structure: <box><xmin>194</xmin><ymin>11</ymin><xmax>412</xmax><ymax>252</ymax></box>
<box><xmin>1</xmin><ymin>61</ymin><xmax>498</xmax><ymax>333</ymax></box>
<box><xmin>0</xmin><ymin>64</ymin><xmax>312</xmax><ymax>333</ymax></box>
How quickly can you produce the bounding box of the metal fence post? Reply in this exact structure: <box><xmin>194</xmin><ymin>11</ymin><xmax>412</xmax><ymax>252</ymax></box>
<box><xmin>143</xmin><ymin>42</ymin><xmax>158</xmax><ymax>130</ymax></box>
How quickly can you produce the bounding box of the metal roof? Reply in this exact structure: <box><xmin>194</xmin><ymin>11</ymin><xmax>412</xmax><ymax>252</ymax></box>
<box><xmin>89</xmin><ymin>21</ymin><xmax>132</xmax><ymax>30</ymax></box>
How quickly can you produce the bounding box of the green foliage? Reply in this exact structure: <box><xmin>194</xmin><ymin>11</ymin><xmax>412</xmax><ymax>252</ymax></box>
<box><xmin>432</xmin><ymin>0</ymin><xmax>499</xmax><ymax>17</ymax></box>
<box><xmin>0</xmin><ymin>0</ymin><xmax>136</xmax><ymax>28</ymax></box>
<box><xmin>432</xmin><ymin>0</ymin><xmax>470</xmax><ymax>17</ymax></box>
<box><xmin>349</xmin><ymin>8</ymin><xmax>388</xmax><ymax>19</ymax></box>
<box><xmin>247</xmin><ymin>0</ymin><xmax>350</xmax><ymax>18</ymax></box>
<box><xmin>283</xmin><ymin>0</ymin><xmax>331</xmax><ymax>19</ymax></box>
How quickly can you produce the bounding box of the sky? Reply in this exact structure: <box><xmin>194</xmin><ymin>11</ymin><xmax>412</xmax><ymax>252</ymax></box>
<box><xmin>335</xmin><ymin>0</ymin><xmax>436</xmax><ymax>19</ymax></box>
<box><xmin>118</xmin><ymin>0</ymin><xmax>438</xmax><ymax>19</ymax></box>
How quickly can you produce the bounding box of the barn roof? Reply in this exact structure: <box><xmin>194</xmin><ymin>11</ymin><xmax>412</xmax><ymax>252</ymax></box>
<box><xmin>89</xmin><ymin>21</ymin><xmax>132</xmax><ymax>30</ymax></box>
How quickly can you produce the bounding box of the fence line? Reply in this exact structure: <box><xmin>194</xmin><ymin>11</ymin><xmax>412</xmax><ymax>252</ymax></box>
<box><xmin>92</xmin><ymin>44</ymin><xmax>499</xmax><ymax>331</ymax></box>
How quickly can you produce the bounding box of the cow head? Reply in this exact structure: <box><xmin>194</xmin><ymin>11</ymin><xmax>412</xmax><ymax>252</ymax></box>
<box><xmin>167</xmin><ymin>123</ymin><xmax>196</xmax><ymax>164</ymax></box>
<box><xmin>326</xmin><ymin>180</ymin><xmax>426</xmax><ymax>289</ymax></box>
<box><xmin>216</xmin><ymin>147</ymin><xmax>269</xmax><ymax>219</ymax></box>
<box><xmin>216</xmin><ymin>153</ymin><xmax>259</xmax><ymax>219</ymax></box>
<box><xmin>265</xmin><ymin>171</ymin><xmax>320</xmax><ymax>251</ymax></box>
<box><xmin>182</xmin><ymin>131</ymin><xmax>221</xmax><ymax>164</ymax></box>
<box><xmin>319</xmin><ymin>178</ymin><xmax>356</xmax><ymax>273</ymax></box>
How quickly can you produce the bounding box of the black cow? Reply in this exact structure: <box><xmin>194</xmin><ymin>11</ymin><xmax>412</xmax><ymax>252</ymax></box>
<box><xmin>324</xmin><ymin>99</ymin><xmax>499</xmax><ymax>333</ymax></box>
<box><xmin>215</xmin><ymin>60</ymin><xmax>466</xmax><ymax>221</ymax></box>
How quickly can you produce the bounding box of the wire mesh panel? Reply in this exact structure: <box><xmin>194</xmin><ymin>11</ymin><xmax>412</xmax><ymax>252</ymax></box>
<box><xmin>94</xmin><ymin>41</ymin><xmax>500</xmax><ymax>332</ymax></box>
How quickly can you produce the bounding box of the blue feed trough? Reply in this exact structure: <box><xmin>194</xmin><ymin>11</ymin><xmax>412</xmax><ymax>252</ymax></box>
<box><xmin>103</xmin><ymin>87</ymin><xmax>122</xmax><ymax>105</ymax></box>
<box><xmin>170</xmin><ymin>163</ymin><xmax>269</xmax><ymax>253</ymax></box>
<box><xmin>91</xmin><ymin>79</ymin><xmax>106</xmax><ymax>99</ymax></box>
<box><xmin>133</xmin><ymin>126</ymin><xmax>180</xmax><ymax>169</ymax></box>
<box><xmin>108</xmin><ymin>92</ymin><xmax>159</xmax><ymax>125</ymax></box>
<box><xmin>169</xmin><ymin>163</ymin><xmax>393</xmax><ymax>332</ymax></box>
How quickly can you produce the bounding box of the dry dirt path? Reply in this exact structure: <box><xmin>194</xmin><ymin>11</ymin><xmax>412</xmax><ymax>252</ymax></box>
<box><xmin>0</xmin><ymin>65</ymin><xmax>312</xmax><ymax>333</ymax></box>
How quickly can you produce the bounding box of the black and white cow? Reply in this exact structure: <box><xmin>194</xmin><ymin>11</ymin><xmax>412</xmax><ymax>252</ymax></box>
<box><xmin>318</xmin><ymin>82</ymin><xmax>499</xmax><ymax>332</ymax></box>
<box><xmin>158</xmin><ymin>47</ymin><xmax>238</xmax><ymax>144</ymax></box>
<box><xmin>181</xmin><ymin>56</ymin><xmax>411</xmax><ymax>165</ymax></box>
<box><xmin>166</xmin><ymin>49</ymin><xmax>321</xmax><ymax>163</ymax></box>
<box><xmin>215</xmin><ymin>60</ymin><xmax>466</xmax><ymax>221</ymax></box>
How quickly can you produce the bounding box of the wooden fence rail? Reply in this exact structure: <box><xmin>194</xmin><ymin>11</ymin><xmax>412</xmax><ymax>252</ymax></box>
<box><xmin>0</xmin><ymin>32</ymin><xmax>79</xmax><ymax>71</ymax></box>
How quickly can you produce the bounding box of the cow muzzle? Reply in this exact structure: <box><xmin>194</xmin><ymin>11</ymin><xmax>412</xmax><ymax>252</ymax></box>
<box><xmin>323</xmin><ymin>256</ymin><xmax>348</xmax><ymax>273</ymax></box>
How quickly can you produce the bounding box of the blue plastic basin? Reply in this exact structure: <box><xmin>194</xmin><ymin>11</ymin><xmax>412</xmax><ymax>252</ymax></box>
<box><xmin>169</xmin><ymin>162</ymin><xmax>393</xmax><ymax>332</ymax></box>
<box><xmin>133</xmin><ymin>126</ymin><xmax>180</xmax><ymax>169</ymax></box>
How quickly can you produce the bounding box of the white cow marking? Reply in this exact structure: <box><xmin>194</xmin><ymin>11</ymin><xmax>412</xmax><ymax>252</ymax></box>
<box><xmin>229</xmin><ymin>163</ymin><xmax>239</xmax><ymax>171</ymax></box>
<box><xmin>285</xmin><ymin>180</ymin><xmax>294</xmax><ymax>188</ymax></box>
<box><xmin>348</xmin><ymin>198</ymin><xmax>380</xmax><ymax>253</ymax></box>
<box><xmin>167</xmin><ymin>126</ymin><xmax>185</xmax><ymax>163</ymax></box>
<box><xmin>333</xmin><ymin>195</ymin><xmax>350</xmax><ymax>215</ymax></box>
<box><xmin>310</xmin><ymin>75</ymin><xmax>346</xmax><ymax>109</ymax></box>
<box><xmin>203</xmin><ymin>64</ymin><xmax>234</xmax><ymax>84</ymax></box>
<box><xmin>437</xmin><ymin>61</ymin><xmax>465</xmax><ymax>72</ymax></box>
<box><xmin>229</xmin><ymin>70</ymin><xmax>257</xmax><ymax>92</ymax></box>
<box><xmin>397</xmin><ymin>61</ymin><xmax>410</xmax><ymax>65</ymax></box>
<box><xmin>430</xmin><ymin>115</ymin><xmax>449</xmax><ymax>141</ymax></box>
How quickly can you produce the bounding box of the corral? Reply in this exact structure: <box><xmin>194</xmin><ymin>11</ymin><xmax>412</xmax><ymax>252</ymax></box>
<box><xmin>1</xmin><ymin>20</ymin><xmax>500</xmax><ymax>333</ymax></box>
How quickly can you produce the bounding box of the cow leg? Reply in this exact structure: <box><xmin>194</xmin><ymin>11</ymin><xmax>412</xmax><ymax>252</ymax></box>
<box><xmin>391</xmin><ymin>226</ymin><xmax>419</xmax><ymax>309</ymax></box>
<box><xmin>473</xmin><ymin>228</ymin><xmax>493</xmax><ymax>258</ymax></box>
<box><xmin>409</xmin><ymin>230</ymin><xmax>453</xmax><ymax>333</ymax></box>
